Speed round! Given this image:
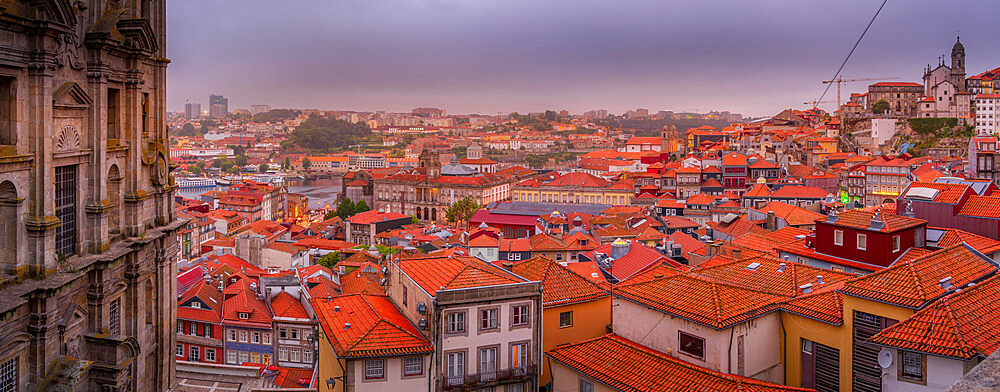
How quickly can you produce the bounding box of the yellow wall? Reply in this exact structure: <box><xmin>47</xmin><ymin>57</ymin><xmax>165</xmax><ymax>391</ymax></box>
<box><xmin>781</xmin><ymin>296</ymin><xmax>916</xmax><ymax>392</ymax></box>
<box><xmin>514</xmin><ymin>189</ymin><xmax>632</xmax><ymax>205</ymax></box>
<box><xmin>540</xmin><ymin>297</ymin><xmax>611</xmax><ymax>387</ymax></box>
<box><xmin>779</xmin><ymin>312</ymin><xmax>848</xmax><ymax>389</ymax></box>
<box><xmin>317</xmin><ymin>328</ymin><xmax>346</xmax><ymax>392</ymax></box>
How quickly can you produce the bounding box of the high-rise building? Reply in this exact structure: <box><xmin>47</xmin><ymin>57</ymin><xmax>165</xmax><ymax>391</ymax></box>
<box><xmin>185</xmin><ymin>101</ymin><xmax>202</xmax><ymax>119</ymax></box>
<box><xmin>209</xmin><ymin>94</ymin><xmax>229</xmax><ymax>118</ymax></box>
<box><xmin>0</xmin><ymin>1</ymin><xmax>181</xmax><ymax>391</ymax></box>
<box><xmin>249</xmin><ymin>104</ymin><xmax>272</xmax><ymax>115</ymax></box>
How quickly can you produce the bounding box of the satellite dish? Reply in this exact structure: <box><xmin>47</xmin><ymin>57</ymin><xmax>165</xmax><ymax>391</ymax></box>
<box><xmin>877</xmin><ymin>348</ymin><xmax>893</xmax><ymax>368</ymax></box>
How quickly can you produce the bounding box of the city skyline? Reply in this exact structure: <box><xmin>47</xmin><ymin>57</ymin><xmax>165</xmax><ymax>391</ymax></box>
<box><xmin>166</xmin><ymin>0</ymin><xmax>1000</xmax><ymax>116</ymax></box>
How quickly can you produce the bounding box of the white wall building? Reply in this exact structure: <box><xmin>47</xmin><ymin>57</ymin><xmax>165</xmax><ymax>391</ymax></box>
<box><xmin>975</xmin><ymin>94</ymin><xmax>1000</xmax><ymax>134</ymax></box>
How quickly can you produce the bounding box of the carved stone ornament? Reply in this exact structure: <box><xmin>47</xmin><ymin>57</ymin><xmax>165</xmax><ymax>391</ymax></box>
<box><xmin>56</xmin><ymin>33</ymin><xmax>85</xmax><ymax>70</ymax></box>
<box><xmin>152</xmin><ymin>153</ymin><xmax>168</xmax><ymax>186</ymax></box>
<box><xmin>55</xmin><ymin>125</ymin><xmax>81</xmax><ymax>152</ymax></box>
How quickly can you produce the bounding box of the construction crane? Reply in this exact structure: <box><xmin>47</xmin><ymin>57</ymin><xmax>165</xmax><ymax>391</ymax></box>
<box><xmin>822</xmin><ymin>76</ymin><xmax>901</xmax><ymax>109</ymax></box>
<box><xmin>804</xmin><ymin>100</ymin><xmax>837</xmax><ymax>109</ymax></box>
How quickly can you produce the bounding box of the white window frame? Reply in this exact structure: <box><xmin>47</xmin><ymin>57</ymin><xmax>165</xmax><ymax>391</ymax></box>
<box><xmin>448</xmin><ymin>312</ymin><xmax>465</xmax><ymax>333</ymax></box>
<box><xmin>857</xmin><ymin>234</ymin><xmax>867</xmax><ymax>251</ymax></box>
<box><xmin>205</xmin><ymin>349</ymin><xmax>216</xmax><ymax>362</ymax></box>
<box><xmin>404</xmin><ymin>356</ymin><xmax>423</xmax><ymax>376</ymax></box>
<box><xmin>834</xmin><ymin>230</ymin><xmax>843</xmax><ymax>246</ymax></box>
<box><xmin>176</xmin><ymin>344</ymin><xmax>184</xmax><ymax>357</ymax></box>
<box><xmin>227</xmin><ymin>352</ymin><xmax>237</xmax><ymax>364</ymax></box>
<box><xmin>278</xmin><ymin>348</ymin><xmax>288</xmax><ymax>361</ymax></box>
<box><xmin>365</xmin><ymin>359</ymin><xmax>385</xmax><ymax>379</ymax></box>
<box><xmin>290</xmin><ymin>349</ymin><xmax>300</xmax><ymax>362</ymax></box>
<box><xmin>893</xmin><ymin>235</ymin><xmax>900</xmax><ymax>252</ymax></box>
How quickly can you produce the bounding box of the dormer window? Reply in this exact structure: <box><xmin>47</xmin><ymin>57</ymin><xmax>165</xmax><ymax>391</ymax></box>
<box><xmin>239</xmin><ymin>312</ymin><xmax>249</xmax><ymax>319</ymax></box>
<box><xmin>191</xmin><ymin>302</ymin><xmax>201</xmax><ymax>309</ymax></box>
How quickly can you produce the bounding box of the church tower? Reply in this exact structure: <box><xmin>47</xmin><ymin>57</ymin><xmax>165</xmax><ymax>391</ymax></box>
<box><xmin>951</xmin><ymin>36</ymin><xmax>966</xmax><ymax>91</ymax></box>
<box><xmin>418</xmin><ymin>148</ymin><xmax>441</xmax><ymax>177</ymax></box>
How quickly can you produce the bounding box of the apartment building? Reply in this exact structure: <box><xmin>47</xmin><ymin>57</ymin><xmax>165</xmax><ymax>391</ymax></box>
<box><xmin>386</xmin><ymin>255</ymin><xmax>543</xmax><ymax>391</ymax></box>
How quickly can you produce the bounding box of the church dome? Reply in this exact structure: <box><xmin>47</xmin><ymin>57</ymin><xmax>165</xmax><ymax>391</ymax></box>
<box><xmin>441</xmin><ymin>162</ymin><xmax>478</xmax><ymax>176</ymax></box>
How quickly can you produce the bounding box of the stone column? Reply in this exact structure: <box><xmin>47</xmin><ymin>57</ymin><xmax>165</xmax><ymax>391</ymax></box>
<box><xmin>24</xmin><ymin>58</ymin><xmax>58</xmax><ymax>275</ymax></box>
<box><xmin>85</xmin><ymin>71</ymin><xmax>110</xmax><ymax>254</ymax></box>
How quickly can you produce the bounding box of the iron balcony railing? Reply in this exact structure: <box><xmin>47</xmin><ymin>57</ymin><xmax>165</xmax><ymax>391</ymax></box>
<box><xmin>439</xmin><ymin>364</ymin><xmax>537</xmax><ymax>391</ymax></box>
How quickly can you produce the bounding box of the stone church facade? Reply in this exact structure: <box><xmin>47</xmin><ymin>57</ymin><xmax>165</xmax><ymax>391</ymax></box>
<box><xmin>0</xmin><ymin>1</ymin><xmax>181</xmax><ymax>391</ymax></box>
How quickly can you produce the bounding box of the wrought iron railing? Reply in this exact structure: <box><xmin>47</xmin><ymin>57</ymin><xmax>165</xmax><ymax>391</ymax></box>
<box><xmin>439</xmin><ymin>364</ymin><xmax>537</xmax><ymax>390</ymax></box>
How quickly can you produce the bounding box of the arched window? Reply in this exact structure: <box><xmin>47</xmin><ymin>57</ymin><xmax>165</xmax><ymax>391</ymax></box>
<box><xmin>431</xmin><ymin>208</ymin><xmax>437</xmax><ymax>222</ymax></box>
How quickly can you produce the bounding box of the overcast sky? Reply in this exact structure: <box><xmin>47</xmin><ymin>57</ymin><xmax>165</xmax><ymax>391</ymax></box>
<box><xmin>165</xmin><ymin>0</ymin><xmax>1000</xmax><ymax>117</ymax></box>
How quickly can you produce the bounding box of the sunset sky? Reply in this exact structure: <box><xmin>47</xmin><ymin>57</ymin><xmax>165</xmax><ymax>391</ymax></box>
<box><xmin>166</xmin><ymin>0</ymin><xmax>1000</xmax><ymax>117</ymax></box>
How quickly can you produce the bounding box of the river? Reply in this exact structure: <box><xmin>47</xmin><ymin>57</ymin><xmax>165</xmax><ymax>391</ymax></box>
<box><xmin>176</xmin><ymin>176</ymin><xmax>343</xmax><ymax>211</ymax></box>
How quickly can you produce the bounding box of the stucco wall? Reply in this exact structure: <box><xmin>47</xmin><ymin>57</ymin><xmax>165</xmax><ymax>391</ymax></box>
<box><xmin>612</xmin><ymin>298</ymin><xmax>782</xmax><ymax>383</ymax></box>
<box><xmin>549</xmin><ymin>359</ymin><xmax>617</xmax><ymax>392</ymax></box>
<box><xmin>883</xmin><ymin>353</ymin><xmax>968</xmax><ymax>392</ymax></box>
<box><xmin>541</xmin><ymin>297</ymin><xmax>611</xmax><ymax>386</ymax></box>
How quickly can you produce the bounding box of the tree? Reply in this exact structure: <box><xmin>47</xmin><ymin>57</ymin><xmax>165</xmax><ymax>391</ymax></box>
<box><xmin>324</xmin><ymin>209</ymin><xmax>338</xmax><ymax>220</ymax></box>
<box><xmin>176</xmin><ymin>123</ymin><xmax>198</xmax><ymax>136</ymax></box>
<box><xmin>355</xmin><ymin>200</ymin><xmax>371</xmax><ymax>214</ymax></box>
<box><xmin>258</xmin><ymin>163</ymin><xmax>269</xmax><ymax>173</ymax></box>
<box><xmin>301</xmin><ymin>156</ymin><xmax>312</xmax><ymax>172</ymax></box>
<box><xmin>411</xmin><ymin>215</ymin><xmax>420</xmax><ymax>224</ymax></box>
<box><xmin>252</xmin><ymin>109</ymin><xmax>300</xmax><ymax>123</ymax></box>
<box><xmin>445</xmin><ymin>196</ymin><xmax>480</xmax><ymax>223</ymax></box>
<box><xmin>452</xmin><ymin>145</ymin><xmax>468</xmax><ymax>159</ymax></box>
<box><xmin>872</xmin><ymin>99</ymin><xmax>890</xmax><ymax>115</ymax></box>
<box><xmin>282</xmin><ymin>157</ymin><xmax>291</xmax><ymax>171</ymax></box>
<box><xmin>225</xmin><ymin>166</ymin><xmax>240</xmax><ymax>174</ymax></box>
<box><xmin>335</xmin><ymin>198</ymin><xmax>356</xmax><ymax>220</ymax></box>
<box><xmin>316</xmin><ymin>252</ymin><xmax>341</xmax><ymax>269</ymax></box>
<box><xmin>233</xmin><ymin>153</ymin><xmax>248</xmax><ymax>166</ymax></box>
<box><xmin>290</xmin><ymin>115</ymin><xmax>373</xmax><ymax>151</ymax></box>
<box><xmin>189</xmin><ymin>165</ymin><xmax>202</xmax><ymax>175</ymax></box>
<box><xmin>195</xmin><ymin>160</ymin><xmax>207</xmax><ymax>169</ymax></box>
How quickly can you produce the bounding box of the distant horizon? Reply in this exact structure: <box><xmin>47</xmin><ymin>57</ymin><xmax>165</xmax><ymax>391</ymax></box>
<box><xmin>166</xmin><ymin>0</ymin><xmax>1000</xmax><ymax>117</ymax></box>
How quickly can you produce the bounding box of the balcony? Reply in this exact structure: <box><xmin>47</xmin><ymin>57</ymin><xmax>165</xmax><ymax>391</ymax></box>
<box><xmin>439</xmin><ymin>364</ymin><xmax>537</xmax><ymax>391</ymax></box>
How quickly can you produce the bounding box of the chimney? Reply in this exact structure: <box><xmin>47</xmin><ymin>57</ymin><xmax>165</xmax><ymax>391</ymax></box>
<box><xmin>610</xmin><ymin>238</ymin><xmax>630</xmax><ymax>260</ymax></box>
<box><xmin>766</xmin><ymin>211</ymin><xmax>776</xmax><ymax>231</ymax></box>
<box><xmin>501</xmin><ymin>262</ymin><xmax>514</xmax><ymax>271</ymax></box>
<box><xmin>333</xmin><ymin>305</ymin><xmax>340</xmax><ymax>312</ymax></box>
<box><xmin>344</xmin><ymin>323</ymin><xmax>351</xmax><ymax>329</ymax></box>
<box><xmin>731</xmin><ymin>247</ymin><xmax>742</xmax><ymax>260</ymax></box>
<box><xmin>706</xmin><ymin>241</ymin><xmax>723</xmax><ymax>258</ymax></box>
<box><xmin>938</xmin><ymin>276</ymin><xmax>954</xmax><ymax>290</ymax></box>
<box><xmin>816</xmin><ymin>275</ymin><xmax>824</xmax><ymax>285</ymax></box>
<box><xmin>799</xmin><ymin>283</ymin><xmax>813</xmax><ymax>294</ymax></box>
<box><xmin>777</xmin><ymin>262</ymin><xmax>786</xmax><ymax>272</ymax></box>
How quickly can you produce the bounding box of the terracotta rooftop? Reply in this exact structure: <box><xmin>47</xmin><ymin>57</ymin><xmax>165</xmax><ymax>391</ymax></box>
<box><xmin>270</xmin><ymin>291</ymin><xmax>309</xmax><ymax>320</ymax></box>
<box><xmin>840</xmin><ymin>244</ymin><xmax>998</xmax><ymax>309</ymax></box>
<box><xmin>312</xmin><ymin>294</ymin><xmax>433</xmax><ymax>359</ymax></box>
<box><xmin>396</xmin><ymin>256</ymin><xmax>525</xmax><ymax>296</ymax></box>
<box><xmin>615</xmin><ymin>274</ymin><xmax>785</xmax><ymax>329</ymax></box>
<box><xmin>509</xmin><ymin>256</ymin><xmax>608</xmax><ymax>306</ymax></box>
<box><xmin>546</xmin><ymin>334</ymin><xmax>812</xmax><ymax>392</ymax></box>
<box><xmin>824</xmin><ymin>209</ymin><xmax>925</xmax><ymax>233</ymax></box>
<box><xmin>870</xmin><ymin>274</ymin><xmax>1000</xmax><ymax>360</ymax></box>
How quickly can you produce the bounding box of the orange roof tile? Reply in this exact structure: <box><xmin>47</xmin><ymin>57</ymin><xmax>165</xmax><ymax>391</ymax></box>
<box><xmin>312</xmin><ymin>294</ymin><xmax>433</xmax><ymax>358</ymax></box>
<box><xmin>615</xmin><ymin>274</ymin><xmax>786</xmax><ymax>329</ymax></box>
<box><xmin>339</xmin><ymin>270</ymin><xmax>385</xmax><ymax>296</ymax></box>
<box><xmin>510</xmin><ymin>256</ymin><xmax>608</xmax><ymax>306</ymax></box>
<box><xmin>546</xmin><ymin>334</ymin><xmax>812</xmax><ymax>392</ymax></box>
<box><xmin>934</xmin><ymin>227</ymin><xmax>1000</xmax><ymax>254</ymax></box>
<box><xmin>270</xmin><ymin>291</ymin><xmax>309</xmax><ymax>320</ymax></box>
<box><xmin>692</xmin><ymin>256</ymin><xmax>854</xmax><ymax>297</ymax></box>
<box><xmin>779</xmin><ymin>286</ymin><xmax>844</xmax><ymax>325</ymax></box>
<box><xmin>827</xmin><ymin>209</ymin><xmax>925</xmax><ymax>233</ymax></box>
<box><xmin>958</xmin><ymin>195</ymin><xmax>1000</xmax><ymax>219</ymax></box>
<box><xmin>396</xmin><ymin>256</ymin><xmax>524</xmax><ymax>296</ymax></box>
<box><xmin>840</xmin><ymin>244</ymin><xmax>998</xmax><ymax>309</ymax></box>
<box><xmin>870</xmin><ymin>274</ymin><xmax>1000</xmax><ymax>359</ymax></box>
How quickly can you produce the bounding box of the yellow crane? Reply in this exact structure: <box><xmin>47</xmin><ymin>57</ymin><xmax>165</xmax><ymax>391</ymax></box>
<box><xmin>822</xmin><ymin>76</ymin><xmax>901</xmax><ymax>109</ymax></box>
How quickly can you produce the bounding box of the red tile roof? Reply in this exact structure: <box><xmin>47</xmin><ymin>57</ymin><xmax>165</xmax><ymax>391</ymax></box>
<box><xmin>958</xmin><ymin>195</ymin><xmax>1000</xmax><ymax>219</ymax></box>
<box><xmin>339</xmin><ymin>269</ymin><xmax>385</xmax><ymax>296</ymax></box>
<box><xmin>312</xmin><ymin>294</ymin><xmax>433</xmax><ymax>358</ymax></box>
<box><xmin>840</xmin><ymin>244</ymin><xmax>998</xmax><ymax>309</ymax></box>
<box><xmin>870</xmin><ymin>274</ymin><xmax>1000</xmax><ymax>359</ymax></box>
<box><xmin>825</xmin><ymin>209</ymin><xmax>925</xmax><ymax>233</ymax></box>
<box><xmin>769</xmin><ymin>185</ymin><xmax>830</xmax><ymax>199</ymax></box>
<box><xmin>509</xmin><ymin>256</ymin><xmax>608</xmax><ymax>306</ymax></box>
<box><xmin>615</xmin><ymin>274</ymin><xmax>786</xmax><ymax>329</ymax></box>
<box><xmin>347</xmin><ymin>210</ymin><xmax>411</xmax><ymax>225</ymax></box>
<box><xmin>752</xmin><ymin>201</ymin><xmax>825</xmax><ymax>227</ymax></box>
<box><xmin>584</xmin><ymin>241</ymin><xmax>686</xmax><ymax>281</ymax></box>
<box><xmin>934</xmin><ymin>227</ymin><xmax>1000</xmax><ymax>254</ymax></box>
<box><xmin>779</xmin><ymin>286</ymin><xmax>844</xmax><ymax>325</ymax></box>
<box><xmin>270</xmin><ymin>291</ymin><xmax>309</xmax><ymax>320</ymax></box>
<box><xmin>177</xmin><ymin>279</ymin><xmax>224</xmax><ymax>324</ymax></box>
<box><xmin>396</xmin><ymin>256</ymin><xmax>524</xmax><ymax>296</ymax></box>
<box><xmin>691</xmin><ymin>257</ymin><xmax>855</xmax><ymax>297</ymax></box>
<box><xmin>546</xmin><ymin>334</ymin><xmax>812</xmax><ymax>392</ymax></box>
